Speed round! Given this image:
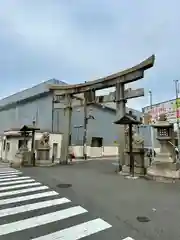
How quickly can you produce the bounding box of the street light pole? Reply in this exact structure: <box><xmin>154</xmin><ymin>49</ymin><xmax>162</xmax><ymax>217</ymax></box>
<box><xmin>149</xmin><ymin>90</ymin><xmax>155</xmax><ymax>162</ymax></box>
<box><xmin>174</xmin><ymin>80</ymin><xmax>180</xmax><ymax>161</ymax></box>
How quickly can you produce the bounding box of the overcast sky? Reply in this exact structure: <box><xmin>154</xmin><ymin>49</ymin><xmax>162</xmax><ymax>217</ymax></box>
<box><xmin>0</xmin><ymin>0</ymin><xmax>179</xmax><ymax>110</ymax></box>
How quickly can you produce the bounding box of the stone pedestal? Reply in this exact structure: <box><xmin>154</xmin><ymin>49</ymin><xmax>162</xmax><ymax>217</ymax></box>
<box><xmin>11</xmin><ymin>146</ymin><xmax>31</xmax><ymax>168</ymax></box>
<box><xmin>123</xmin><ymin>133</ymin><xmax>146</xmax><ymax>176</ymax></box>
<box><xmin>36</xmin><ymin>148</ymin><xmax>51</xmax><ymax>166</ymax></box>
<box><xmin>123</xmin><ymin>148</ymin><xmax>146</xmax><ymax>175</ymax></box>
<box><xmin>147</xmin><ymin>114</ymin><xmax>180</xmax><ymax>181</ymax></box>
<box><xmin>10</xmin><ymin>154</ymin><xmax>22</xmax><ymax>168</ymax></box>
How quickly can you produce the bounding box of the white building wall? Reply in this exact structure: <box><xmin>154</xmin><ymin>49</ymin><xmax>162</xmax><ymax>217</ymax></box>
<box><xmin>1</xmin><ymin>132</ymin><xmax>62</xmax><ymax>163</ymax></box>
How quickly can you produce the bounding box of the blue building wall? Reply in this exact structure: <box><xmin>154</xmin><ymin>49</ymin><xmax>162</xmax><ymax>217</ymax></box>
<box><xmin>0</xmin><ymin>79</ymin><xmax>64</xmax><ymax>133</ymax></box>
<box><xmin>0</xmin><ymin>93</ymin><xmax>53</xmax><ymax>133</ymax></box>
<box><xmin>53</xmin><ymin>105</ymin><xmax>119</xmax><ymax>146</ymax></box>
<box><xmin>53</xmin><ymin>104</ymin><xmax>143</xmax><ymax>146</ymax></box>
<box><xmin>0</xmin><ymin>79</ymin><xmax>146</xmax><ymax>146</ymax></box>
<box><xmin>72</xmin><ymin>106</ymin><xmax>119</xmax><ymax>146</ymax></box>
<box><xmin>138</xmin><ymin>125</ymin><xmax>159</xmax><ymax>148</ymax></box>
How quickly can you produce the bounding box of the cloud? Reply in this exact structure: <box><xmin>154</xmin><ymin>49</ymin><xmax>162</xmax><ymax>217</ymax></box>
<box><xmin>0</xmin><ymin>0</ymin><xmax>180</xmax><ymax>110</ymax></box>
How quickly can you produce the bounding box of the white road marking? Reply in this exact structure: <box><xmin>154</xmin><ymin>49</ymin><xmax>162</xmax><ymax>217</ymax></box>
<box><xmin>0</xmin><ymin>168</ymin><xmax>14</xmax><ymax>171</ymax></box>
<box><xmin>0</xmin><ymin>179</ymin><xmax>35</xmax><ymax>186</ymax></box>
<box><xmin>0</xmin><ymin>176</ymin><xmax>30</xmax><ymax>182</ymax></box>
<box><xmin>0</xmin><ymin>198</ymin><xmax>71</xmax><ymax>217</ymax></box>
<box><xmin>0</xmin><ymin>191</ymin><xmax>59</xmax><ymax>205</ymax></box>
<box><xmin>0</xmin><ymin>170</ymin><xmax>20</xmax><ymax>174</ymax></box>
<box><xmin>0</xmin><ymin>206</ymin><xmax>87</xmax><ymax>236</ymax></box>
<box><xmin>32</xmin><ymin>218</ymin><xmax>112</xmax><ymax>240</ymax></box>
<box><xmin>0</xmin><ymin>185</ymin><xmax>49</xmax><ymax>197</ymax></box>
<box><xmin>112</xmin><ymin>162</ymin><xmax>119</xmax><ymax>166</ymax></box>
<box><xmin>0</xmin><ymin>174</ymin><xmax>19</xmax><ymax>179</ymax></box>
<box><xmin>122</xmin><ymin>238</ymin><xmax>135</xmax><ymax>240</ymax></box>
<box><xmin>0</xmin><ymin>182</ymin><xmax>41</xmax><ymax>191</ymax></box>
<box><xmin>0</xmin><ymin>172</ymin><xmax>22</xmax><ymax>176</ymax></box>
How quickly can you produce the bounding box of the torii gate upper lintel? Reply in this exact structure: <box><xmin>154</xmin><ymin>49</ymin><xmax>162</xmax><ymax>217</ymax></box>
<box><xmin>48</xmin><ymin>54</ymin><xmax>155</xmax><ymax>95</ymax></box>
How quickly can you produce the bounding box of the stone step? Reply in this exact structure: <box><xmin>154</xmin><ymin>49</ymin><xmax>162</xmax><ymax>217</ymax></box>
<box><xmin>151</xmin><ymin>161</ymin><xmax>179</xmax><ymax>170</ymax></box>
<box><xmin>147</xmin><ymin>165</ymin><xmax>180</xmax><ymax>179</ymax></box>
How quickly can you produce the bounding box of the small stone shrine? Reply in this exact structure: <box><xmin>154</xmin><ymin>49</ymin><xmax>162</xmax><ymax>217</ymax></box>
<box><xmin>36</xmin><ymin>132</ymin><xmax>51</xmax><ymax>165</ymax></box>
<box><xmin>147</xmin><ymin>113</ymin><xmax>180</xmax><ymax>180</ymax></box>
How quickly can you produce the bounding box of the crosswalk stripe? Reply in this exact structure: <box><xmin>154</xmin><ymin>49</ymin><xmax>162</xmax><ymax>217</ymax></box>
<box><xmin>0</xmin><ymin>179</ymin><xmax>35</xmax><ymax>186</ymax></box>
<box><xmin>0</xmin><ymin>170</ymin><xmax>19</xmax><ymax>174</ymax></box>
<box><xmin>0</xmin><ymin>206</ymin><xmax>87</xmax><ymax>236</ymax></box>
<box><xmin>0</xmin><ymin>174</ymin><xmax>19</xmax><ymax>179</ymax></box>
<box><xmin>0</xmin><ymin>168</ymin><xmax>14</xmax><ymax>171</ymax></box>
<box><xmin>0</xmin><ymin>198</ymin><xmax>71</xmax><ymax>217</ymax></box>
<box><xmin>0</xmin><ymin>182</ymin><xmax>41</xmax><ymax>191</ymax></box>
<box><xmin>0</xmin><ymin>186</ymin><xmax>49</xmax><ymax>197</ymax></box>
<box><xmin>0</xmin><ymin>172</ymin><xmax>22</xmax><ymax>176</ymax></box>
<box><xmin>0</xmin><ymin>191</ymin><xmax>59</xmax><ymax>205</ymax></box>
<box><xmin>122</xmin><ymin>238</ymin><xmax>135</xmax><ymax>240</ymax></box>
<box><xmin>0</xmin><ymin>176</ymin><xmax>30</xmax><ymax>182</ymax></box>
<box><xmin>32</xmin><ymin>218</ymin><xmax>112</xmax><ymax>240</ymax></box>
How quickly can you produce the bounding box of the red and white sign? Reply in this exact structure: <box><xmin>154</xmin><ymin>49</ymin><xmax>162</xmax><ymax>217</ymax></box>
<box><xmin>143</xmin><ymin>99</ymin><xmax>180</xmax><ymax>123</ymax></box>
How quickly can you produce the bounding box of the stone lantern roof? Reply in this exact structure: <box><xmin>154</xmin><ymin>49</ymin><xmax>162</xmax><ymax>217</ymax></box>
<box><xmin>152</xmin><ymin>113</ymin><xmax>173</xmax><ymax>129</ymax></box>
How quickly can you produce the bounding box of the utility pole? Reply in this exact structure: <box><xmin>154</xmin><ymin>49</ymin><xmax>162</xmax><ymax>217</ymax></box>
<box><xmin>83</xmin><ymin>91</ymin><xmax>88</xmax><ymax>160</ymax></box>
<box><xmin>66</xmin><ymin>94</ymin><xmax>72</xmax><ymax>164</ymax></box>
<box><xmin>174</xmin><ymin>80</ymin><xmax>180</xmax><ymax>161</ymax></box>
<box><xmin>31</xmin><ymin>119</ymin><xmax>36</xmax><ymax>166</ymax></box>
<box><xmin>149</xmin><ymin>90</ymin><xmax>155</xmax><ymax>162</ymax></box>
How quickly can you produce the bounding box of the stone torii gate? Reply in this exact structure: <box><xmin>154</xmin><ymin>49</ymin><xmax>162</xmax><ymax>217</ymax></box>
<box><xmin>49</xmin><ymin>55</ymin><xmax>155</xmax><ymax>168</ymax></box>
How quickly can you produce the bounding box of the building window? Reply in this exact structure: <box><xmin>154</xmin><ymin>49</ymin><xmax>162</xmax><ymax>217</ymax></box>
<box><xmin>18</xmin><ymin>140</ymin><xmax>28</xmax><ymax>149</ymax></box>
<box><xmin>52</xmin><ymin>143</ymin><xmax>58</xmax><ymax>159</ymax></box>
<box><xmin>91</xmin><ymin>137</ymin><xmax>103</xmax><ymax>147</ymax></box>
<box><xmin>6</xmin><ymin>142</ymin><xmax>10</xmax><ymax>152</ymax></box>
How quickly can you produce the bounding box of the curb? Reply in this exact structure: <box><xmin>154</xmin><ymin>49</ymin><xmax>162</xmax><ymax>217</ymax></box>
<box><xmin>77</xmin><ymin>156</ymin><xmax>118</xmax><ymax>160</ymax></box>
<box><xmin>145</xmin><ymin>174</ymin><xmax>179</xmax><ymax>183</ymax></box>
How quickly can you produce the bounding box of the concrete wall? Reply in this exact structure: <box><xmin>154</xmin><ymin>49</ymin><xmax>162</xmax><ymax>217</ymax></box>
<box><xmin>71</xmin><ymin>145</ymin><xmax>118</xmax><ymax>158</ymax></box>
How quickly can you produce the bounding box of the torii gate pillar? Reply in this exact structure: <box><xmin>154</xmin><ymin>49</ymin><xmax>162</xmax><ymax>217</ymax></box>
<box><xmin>116</xmin><ymin>82</ymin><xmax>126</xmax><ymax>171</ymax></box>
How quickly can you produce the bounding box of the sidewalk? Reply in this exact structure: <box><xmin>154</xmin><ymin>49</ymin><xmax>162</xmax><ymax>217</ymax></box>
<box><xmin>71</xmin><ymin>156</ymin><xmax>118</xmax><ymax>163</ymax></box>
<box><xmin>75</xmin><ymin>156</ymin><xmax>118</xmax><ymax>160</ymax></box>
<box><xmin>0</xmin><ymin>162</ymin><xmax>10</xmax><ymax>168</ymax></box>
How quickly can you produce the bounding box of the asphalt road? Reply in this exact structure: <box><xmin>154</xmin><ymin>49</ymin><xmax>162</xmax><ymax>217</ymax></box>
<box><xmin>1</xmin><ymin>160</ymin><xmax>180</xmax><ymax>240</ymax></box>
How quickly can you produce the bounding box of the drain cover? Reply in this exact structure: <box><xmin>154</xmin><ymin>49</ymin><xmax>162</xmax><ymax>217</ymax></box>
<box><xmin>57</xmin><ymin>184</ymin><xmax>72</xmax><ymax>188</ymax></box>
<box><xmin>136</xmin><ymin>216</ymin><xmax>150</xmax><ymax>222</ymax></box>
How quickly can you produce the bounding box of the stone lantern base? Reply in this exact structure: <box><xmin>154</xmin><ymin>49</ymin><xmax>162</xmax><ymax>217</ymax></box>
<box><xmin>147</xmin><ymin>154</ymin><xmax>180</xmax><ymax>181</ymax></box>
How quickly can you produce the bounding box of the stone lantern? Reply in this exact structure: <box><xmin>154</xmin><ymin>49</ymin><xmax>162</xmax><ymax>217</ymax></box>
<box><xmin>147</xmin><ymin>113</ymin><xmax>180</xmax><ymax>180</ymax></box>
